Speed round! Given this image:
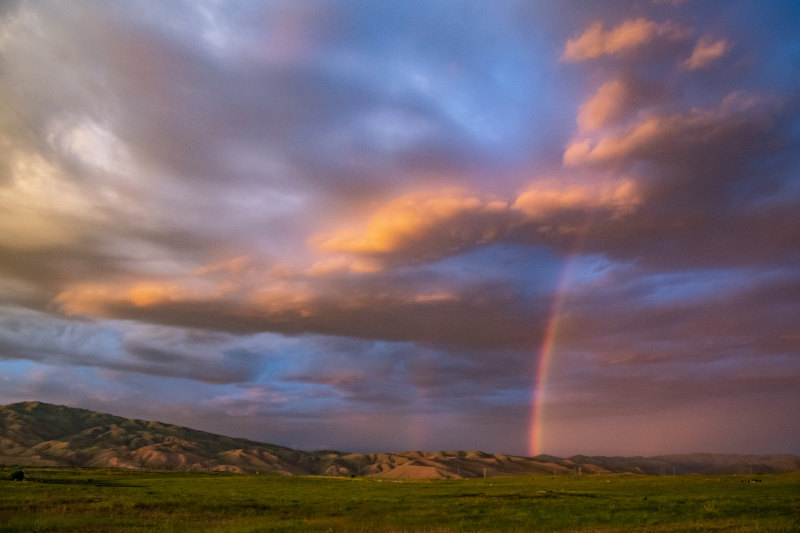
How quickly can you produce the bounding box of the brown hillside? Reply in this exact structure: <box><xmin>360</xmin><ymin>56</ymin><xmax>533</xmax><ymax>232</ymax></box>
<box><xmin>2</xmin><ymin>402</ymin><xmax>798</xmax><ymax>478</ymax></box>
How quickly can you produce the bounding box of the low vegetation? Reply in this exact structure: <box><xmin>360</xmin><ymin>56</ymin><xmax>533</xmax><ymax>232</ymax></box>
<box><xmin>1</xmin><ymin>467</ymin><xmax>798</xmax><ymax>532</ymax></box>
<box><xmin>4</xmin><ymin>402</ymin><xmax>799</xmax><ymax>478</ymax></box>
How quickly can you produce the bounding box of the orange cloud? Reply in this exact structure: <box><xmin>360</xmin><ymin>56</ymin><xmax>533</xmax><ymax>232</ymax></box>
<box><xmin>514</xmin><ymin>180</ymin><xmax>640</xmax><ymax>218</ymax></box>
<box><xmin>577</xmin><ymin>80</ymin><xmax>628</xmax><ymax>131</ymax></box>
<box><xmin>52</xmin><ymin>269</ymin><xmax>541</xmax><ymax>349</ymax></box>
<box><xmin>54</xmin><ymin>286</ymin><xmax>112</xmax><ymax>316</ymax></box>
<box><xmin>314</xmin><ymin>190</ymin><xmax>512</xmax><ymax>258</ymax></box>
<box><xmin>563</xmin><ymin>18</ymin><xmax>690</xmax><ymax>62</ymax></box>
<box><xmin>564</xmin><ymin>92</ymin><xmax>772</xmax><ymax>167</ymax></box>
<box><xmin>55</xmin><ymin>282</ymin><xmax>194</xmax><ymax>315</ymax></box>
<box><xmin>312</xmin><ymin>182</ymin><xmax>642</xmax><ymax>270</ymax></box>
<box><xmin>565</xmin><ymin>116</ymin><xmax>664</xmax><ymax>166</ymax></box>
<box><xmin>250</xmin><ymin>283</ymin><xmax>316</xmax><ymax>317</ymax></box>
<box><xmin>127</xmin><ymin>284</ymin><xmax>183</xmax><ymax>307</ymax></box>
<box><xmin>683</xmin><ymin>36</ymin><xmax>729</xmax><ymax>70</ymax></box>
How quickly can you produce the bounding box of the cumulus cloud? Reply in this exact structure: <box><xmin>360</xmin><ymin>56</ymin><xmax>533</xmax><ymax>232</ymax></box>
<box><xmin>562</xmin><ymin>18</ymin><xmax>690</xmax><ymax>62</ymax></box>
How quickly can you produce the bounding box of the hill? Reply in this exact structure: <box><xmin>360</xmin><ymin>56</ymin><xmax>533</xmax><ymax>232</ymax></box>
<box><xmin>2</xmin><ymin>402</ymin><xmax>798</xmax><ymax>477</ymax></box>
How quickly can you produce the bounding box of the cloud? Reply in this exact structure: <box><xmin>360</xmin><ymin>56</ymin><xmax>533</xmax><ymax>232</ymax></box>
<box><xmin>683</xmin><ymin>36</ymin><xmax>729</xmax><ymax>70</ymax></box>
<box><xmin>545</xmin><ymin>268</ymin><xmax>800</xmax><ymax>420</ymax></box>
<box><xmin>314</xmin><ymin>182</ymin><xmax>641</xmax><ymax>271</ymax></box>
<box><xmin>564</xmin><ymin>91</ymin><xmax>777</xmax><ymax>168</ymax></box>
<box><xmin>0</xmin><ymin>308</ymin><xmax>266</xmax><ymax>385</ymax></box>
<box><xmin>560</xmin><ymin>91</ymin><xmax>800</xmax><ymax>269</ymax></box>
<box><xmin>53</xmin><ymin>267</ymin><xmax>548</xmax><ymax>350</ymax></box>
<box><xmin>313</xmin><ymin>190</ymin><xmax>518</xmax><ymax>267</ymax></box>
<box><xmin>575</xmin><ymin>76</ymin><xmax>668</xmax><ymax>133</ymax></box>
<box><xmin>2</xmin><ymin>0</ymin><xmax>800</xmax><ymax>457</ymax></box>
<box><xmin>562</xmin><ymin>18</ymin><xmax>690</xmax><ymax>62</ymax></box>
<box><xmin>513</xmin><ymin>180</ymin><xmax>640</xmax><ymax>218</ymax></box>
<box><xmin>577</xmin><ymin>80</ymin><xmax>628</xmax><ymax>131</ymax></box>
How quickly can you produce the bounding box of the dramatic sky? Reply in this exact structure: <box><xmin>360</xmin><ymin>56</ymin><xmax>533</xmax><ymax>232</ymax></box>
<box><xmin>1</xmin><ymin>0</ymin><xmax>799</xmax><ymax>457</ymax></box>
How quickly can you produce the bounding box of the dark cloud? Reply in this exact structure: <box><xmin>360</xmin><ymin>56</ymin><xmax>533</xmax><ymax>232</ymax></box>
<box><xmin>55</xmin><ymin>277</ymin><xmax>548</xmax><ymax>350</ymax></box>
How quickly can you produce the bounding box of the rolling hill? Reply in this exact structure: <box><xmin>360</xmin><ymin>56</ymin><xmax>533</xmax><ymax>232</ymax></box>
<box><xmin>2</xmin><ymin>402</ymin><xmax>798</xmax><ymax>477</ymax></box>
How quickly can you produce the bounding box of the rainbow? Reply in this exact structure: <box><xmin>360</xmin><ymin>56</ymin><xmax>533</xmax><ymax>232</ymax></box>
<box><xmin>528</xmin><ymin>230</ymin><xmax>588</xmax><ymax>457</ymax></box>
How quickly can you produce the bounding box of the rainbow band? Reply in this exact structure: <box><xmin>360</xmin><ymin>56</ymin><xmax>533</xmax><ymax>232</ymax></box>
<box><xmin>528</xmin><ymin>224</ymin><xmax>589</xmax><ymax>457</ymax></box>
<box><xmin>528</xmin><ymin>258</ymin><xmax>573</xmax><ymax>457</ymax></box>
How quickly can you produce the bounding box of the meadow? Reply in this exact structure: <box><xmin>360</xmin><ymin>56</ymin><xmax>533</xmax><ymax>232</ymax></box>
<box><xmin>1</xmin><ymin>467</ymin><xmax>798</xmax><ymax>532</ymax></box>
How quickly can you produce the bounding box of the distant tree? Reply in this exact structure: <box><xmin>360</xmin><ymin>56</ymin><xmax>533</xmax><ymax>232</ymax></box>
<box><xmin>10</xmin><ymin>470</ymin><xmax>25</xmax><ymax>481</ymax></box>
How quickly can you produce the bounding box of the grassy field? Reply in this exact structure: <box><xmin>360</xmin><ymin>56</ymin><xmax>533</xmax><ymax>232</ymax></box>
<box><xmin>1</xmin><ymin>467</ymin><xmax>798</xmax><ymax>532</ymax></box>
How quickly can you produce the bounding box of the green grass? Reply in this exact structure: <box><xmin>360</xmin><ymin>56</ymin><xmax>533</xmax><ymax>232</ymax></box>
<box><xmin>1</xmin><ymin>467</ymin><xmax>798</xmax><ymax>532</ymax></box>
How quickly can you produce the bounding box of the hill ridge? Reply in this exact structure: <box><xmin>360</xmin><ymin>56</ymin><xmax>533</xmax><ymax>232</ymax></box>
<box><xmin>2</xmin><ymin>402</ymin><xmax>798</xmax><ymax>477</ymax></box>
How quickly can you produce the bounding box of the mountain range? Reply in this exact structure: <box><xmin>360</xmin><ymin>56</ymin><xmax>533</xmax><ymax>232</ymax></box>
<box><xmin>2</xmin><ymin>402</ymin><xmax>798</xmax><ymax>478</ymax></box>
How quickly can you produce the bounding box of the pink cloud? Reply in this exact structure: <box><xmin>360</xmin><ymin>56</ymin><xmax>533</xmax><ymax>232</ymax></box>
<box><xmin>312</xmin><ymin>183</ymin><xmax>641</xmax><ymax>271</ymax></box>
<box><xmin>513</xmin><ymin>180</ymin><xmax>640</xmax><ymax>218</ymax></box>
<box><xmin>312</xmin><ymin>190</ymin><xmax>516</xmax><ymax>267</ymax></box>
<box><xmin>577</xmin><ymin>79</ymin><xmax>628</xmax><ymax>131</ymax></box>
<box><xmin>683</xmin><ymin>36</ymin><xmax>729</xmax><ymax>70</ymax></box>
<box><xmin>564</xmin><ymin>92</ymin><xmax>774</xmax><ymax>167</ymax></box>
<box><xmin>562</xmin><ymin>18</ymin><xmax>690</xmax><ymax>62</ymax></box>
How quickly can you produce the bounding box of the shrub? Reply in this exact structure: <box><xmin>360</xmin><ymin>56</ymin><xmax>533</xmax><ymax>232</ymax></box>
<box><xmin>10</xmin><ymin>470</ymin><xmax>25</xmax><ymax>481</ymax></box>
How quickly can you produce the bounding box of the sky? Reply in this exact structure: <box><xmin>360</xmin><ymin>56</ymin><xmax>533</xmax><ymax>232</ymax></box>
<box><xmin>1</xmin><ymin>0</ymin><xmax>799</xmax><ymax>458</ymax></box>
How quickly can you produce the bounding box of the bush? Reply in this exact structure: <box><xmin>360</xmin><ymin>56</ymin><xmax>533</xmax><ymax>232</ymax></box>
<box><xmin>10</xmin><ymin>469</ymin><xmax>25</xmax><ymax>481</ymax></box>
